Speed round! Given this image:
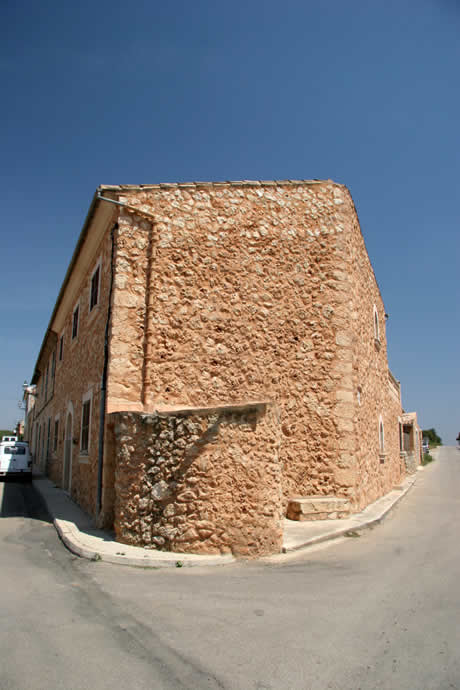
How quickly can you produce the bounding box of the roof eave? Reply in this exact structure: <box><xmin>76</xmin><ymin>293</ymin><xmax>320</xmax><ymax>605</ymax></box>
<box><xmin>30</xmin><ymin>187</ymin><xmax>110</xmax><ymax>384</ymax></box>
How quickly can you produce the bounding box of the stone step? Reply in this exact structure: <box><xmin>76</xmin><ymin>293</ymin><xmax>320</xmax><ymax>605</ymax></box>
<box><xmin>286</xmin><ymin>496</ymin><xmax>351</xmax><ymax>521</ymax></box>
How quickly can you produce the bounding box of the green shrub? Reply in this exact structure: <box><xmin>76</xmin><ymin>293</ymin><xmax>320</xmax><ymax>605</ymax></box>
<box><xmin>422</xmin><ymin>452</ymin><xmax>434</xmax><ymax>466</ymax></box>
<box><xmin>422</xmin><ymin>428</ymin><xmax>442</xmax><ymax>446</ymax></box>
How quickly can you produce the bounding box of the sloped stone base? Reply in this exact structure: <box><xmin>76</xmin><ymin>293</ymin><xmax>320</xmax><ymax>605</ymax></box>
<box><xmin>110</xmin><ymin>402</ymin><xmax>283</xmax><ymax>557</ymax></box>
<box><xmin>286</xmin><ymin>496</ymin><xmax>351</xmax><ymax>521</ymax></box>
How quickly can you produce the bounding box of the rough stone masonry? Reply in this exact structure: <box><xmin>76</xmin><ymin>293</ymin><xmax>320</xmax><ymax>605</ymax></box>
<box><xmin>28</xmin><ymin>179</ymin><xmax>411</xmax><ymax>557</ymax></box>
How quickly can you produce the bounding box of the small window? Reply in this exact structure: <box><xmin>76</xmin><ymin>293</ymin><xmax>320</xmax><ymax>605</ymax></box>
<box><xmin>72</xmin><ymin>304</ymin><xmax>79</xmax><ymax>340</ymax></box>
<box><xmin>59</xmin><ymin>333</ymin><xmax>64</xmax><ymax>361</ymax></box>
<box><xmin>373</xmin><ymin>306</ymin><xmax>380</xmax><ymax>341</ymax></box>
<box><xmin>90</xmin><ymin>264</ymin><xmax>101</xmax><ymax>311</ymax></box>
<box><xmin>80</xmin><ymin>399</ymin><xmax>91</xmax><ymax>453</ymax></box>
<box><xmin>46</xmin><ymin>418</ymin><xmax>51</xmax><ymax>458</ymax></box>
<box><xmin>379</xmin><ymin>418</ymin><xmax>385</xmax><ymax>454</ymax></box>
<box><xmin>33</xmin><ymin>422</ymin><xmax>38</xmax><ymax>455</ymax></box>
<box><xmin>44</xmin><ymin>364</ymin><xmax>49</xmax><ymax>401</ymax></box>
<box><xmin>53</xmin><ymin>419</ymin><xmax>59</xmax><ymax>452</ymax></box>
<box><xmin>4</xmin><ymin>446</ymin><xmax>26</xmax><ymax>455</ymax></box>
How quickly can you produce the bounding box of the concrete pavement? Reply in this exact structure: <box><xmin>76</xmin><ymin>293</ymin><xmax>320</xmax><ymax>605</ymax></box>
<box><xmin>33</xmin><ymin>465</ymin><xmax>422</xmax><ymax>568</ymax></box>
<box><xmin>4</xmin><ymin>446</ymin><xmax>458</xmax><ymax>690</ymax></box>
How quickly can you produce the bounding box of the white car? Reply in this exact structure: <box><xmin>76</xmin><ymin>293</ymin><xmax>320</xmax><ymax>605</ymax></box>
<box><xmin>0</xmin><ymin>441</ymin><xmax>32</xmax><ymax>480</ymax></box>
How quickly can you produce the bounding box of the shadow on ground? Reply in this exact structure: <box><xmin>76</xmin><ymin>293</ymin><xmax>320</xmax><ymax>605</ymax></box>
<box><xmin>0</xmin><ymin>478</ymin><xmax>52</xmax><ymax>522</ymax></box>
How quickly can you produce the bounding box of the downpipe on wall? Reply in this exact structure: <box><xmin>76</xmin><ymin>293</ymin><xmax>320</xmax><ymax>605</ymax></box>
<box><xmin>95</xmin><ymin>193</ymin><xmax>157</xmax><ymax>523</ymax></box>
<box><xmin>96</xmin><ymin>222</ymin><xmax>117</xmax><ymax>521</ymax></box>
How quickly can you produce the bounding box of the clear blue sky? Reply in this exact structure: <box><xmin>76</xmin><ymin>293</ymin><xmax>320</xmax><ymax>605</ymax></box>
<box><xmin>1</xmin><ymin>0</ymin><xmax>459</xmax><ymax>443</ymax></box>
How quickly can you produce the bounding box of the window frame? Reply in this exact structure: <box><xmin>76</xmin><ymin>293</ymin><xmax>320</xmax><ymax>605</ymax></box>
<box><xmin>37</xmin><ymin>425</ymin><xmax>41</xmax><ymax>462</ymax></box>
<box><xmin>53</xmin><ymin>415</ymin><xmax>60</xmax><ymax>453</ymax></box>
<box><xmin>373</xmin><ymin>305</ymin><xmax>380</xmax><ymax>339</ymax></box>
<box><xmin>58</xmin><ymin>332</ymin><xmax>64</xmax><ymax>361</ymax></box>
<box><xmin>46</xmin><ymin>417</ymin><xmax>51</xmax><ymax>460</ymax></box>
<box><xmin>373</xmin><ymin>305</ymin><xmax>382</xmax><ymax>351</ymax></box>
<box><xmin>72</xmin><ymin>302</ymin><xmax>80</xmax><ymax>341</ymax></box>
<box><xmin>79</xmin><ymin>389</ymin><xmax>93</xmax><ymax>457</ymax></box>
<box><xmin>51</xmin><ymin>348</ymin><xmax>56</xmax><ymax>379</ymax></box>
<box><xmin>44</xmin><ymin>363</ymin><xmax>49</xmax><ymax>401</ymax></box>
<box><xmin>89</xmin><ymin>259</ymin><xmax>102</xmax><ymax>313</ymax></box>
<box><xmin>379</xmin><ymin>415</ymin><xmax>385</xmax><ymax>460</ymax></box>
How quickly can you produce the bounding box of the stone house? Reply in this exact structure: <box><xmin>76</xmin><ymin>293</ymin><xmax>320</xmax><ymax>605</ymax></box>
<box><xmin>400</xmin><ymin>411</ymin><xmax>422</xmax><ymax>471</ymax></box>
<box><xmin>26</xmin><ymin>179</ymin><xmax>418</xmax><ymax>557</ymax></box>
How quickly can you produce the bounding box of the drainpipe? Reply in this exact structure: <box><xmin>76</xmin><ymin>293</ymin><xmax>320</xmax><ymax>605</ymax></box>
<box><xmin>96</xmin><ymin>223</ymin><xmax>117</xmax><ymax>520</ymax></box>
<box><xmin>95</xmin><ymin>193</ymin><xmax>157</xmax><ymax>520</ymax></box>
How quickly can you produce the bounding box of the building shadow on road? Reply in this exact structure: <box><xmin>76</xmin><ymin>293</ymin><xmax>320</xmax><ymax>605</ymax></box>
<box><xmin>0</xmin><ymin>478</ymin><xmax>52</xmax><ymax>522</ymax></box>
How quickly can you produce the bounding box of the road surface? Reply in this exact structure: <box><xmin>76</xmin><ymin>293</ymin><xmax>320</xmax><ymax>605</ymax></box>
<box><xmin>1</xmin><ymin>445</ymin><xmax>459</xmax><ymax>689</ymax></box>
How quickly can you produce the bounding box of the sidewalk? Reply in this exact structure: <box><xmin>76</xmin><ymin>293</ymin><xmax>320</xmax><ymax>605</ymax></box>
<box><xmin>33</xmin><ymin>471</ymin><xmax>419</xmax><ymax>569</ymax></box>
<box><xmin>282</xmin><ymin>472</ymin><xmax>418</xmax><ymax>554</ymax></box>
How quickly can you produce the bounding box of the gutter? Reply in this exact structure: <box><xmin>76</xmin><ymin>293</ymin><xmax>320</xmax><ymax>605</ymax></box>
<box><xmin>93</xmin><ymin>194</ymin><xmax>157</xmax><ymax>520</ymax></box>
<box><xmin>96</xmin><ymin>193</ymin><xmax>158</xmax><ymax>222</ymax></box>
<box><xmin>96</xmin><ymin>222</ymin><xmax>117</xmax><ymax>520</ymax></box>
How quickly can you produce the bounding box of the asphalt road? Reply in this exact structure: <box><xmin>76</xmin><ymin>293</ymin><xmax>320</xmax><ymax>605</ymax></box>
<box><xmin>1</xmin><ymin>446</ymin><xmax>460</xmax><ymax>690</ymax></box>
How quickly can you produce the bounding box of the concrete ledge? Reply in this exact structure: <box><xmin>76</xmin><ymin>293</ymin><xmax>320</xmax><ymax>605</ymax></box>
<box><xmin>286</xmin><ymin>496</ymin><xmax>351</xmax><ymax>521</ymax></box>
<box><xmin>151</xmin><ymin>401</ymin><xmax>271</xmax><ymax>417</ymax></box>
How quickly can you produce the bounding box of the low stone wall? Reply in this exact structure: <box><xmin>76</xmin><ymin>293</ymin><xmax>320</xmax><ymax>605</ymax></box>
<box><xmin>401</xmin><ymin>451</ymin><xmax>419</xmax><ymax>474</ymax></box>
<box><xmin>110</xmin><ymin>402</ymin><xmax>283</xmax><ymax>557</ymax></box>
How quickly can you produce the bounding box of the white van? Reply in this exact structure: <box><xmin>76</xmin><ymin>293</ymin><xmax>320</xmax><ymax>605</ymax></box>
<box><xmin>0</xmin><ymin>441</ymin><xmax>32</xmax><ymax>480</ymax></box>
<box><xmin>2</xmin><ymin>436</ymin><xmax>18</xmax><ymax>443</ymax></box>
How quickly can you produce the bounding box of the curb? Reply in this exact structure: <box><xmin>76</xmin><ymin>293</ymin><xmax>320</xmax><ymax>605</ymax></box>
<box><xmin>280</xmin><ymin>474</ymin><xmax>418</xmax><ymax>555</ymax></box>
<box><xmin>54</xmin><ymin>516</ymin><xmax>236</xmax><ymax>568</ymax></box>
<box><xmin>34</xmin><ymin>473</ymin><xmax>418</xmax><ymax>568</ymax></box>
<box><xmin>33</xmin><ymin>479</ymin><xmax>236</xmax><ymax>569</ymax></box>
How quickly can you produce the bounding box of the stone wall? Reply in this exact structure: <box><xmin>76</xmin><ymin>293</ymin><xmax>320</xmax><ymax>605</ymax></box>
<box><xmin>110</xmin><ymin>402</ymin><xmax>283</xmax><ymax>557</ymax></box>
<box><xmin>32</xmin><ymin>218</ymin><xmax>115</xmax><ymax>517</ymax></box>
<box><xmin>401</xmin><ymin>411</ymin><xmax>421</xmax><ymax>474</ymax></box>
<box><xmin>341</xmin><ymin>190</ymin><xmax>405</xmax><ymax>509</ymax></box>
<box><xmin>30</xmin><ymin>179</ymin><xmax>412</xmax><ymax>542</ymax></box>
<box><xmin>107</xmin><ymin>181</ymin><xmax>358</xmax><ymax>505</ymax></box>
<box><xmin>106</xmin><ymin>218</ymin><xmax>151</xmax><ymax>411</ymax></box>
